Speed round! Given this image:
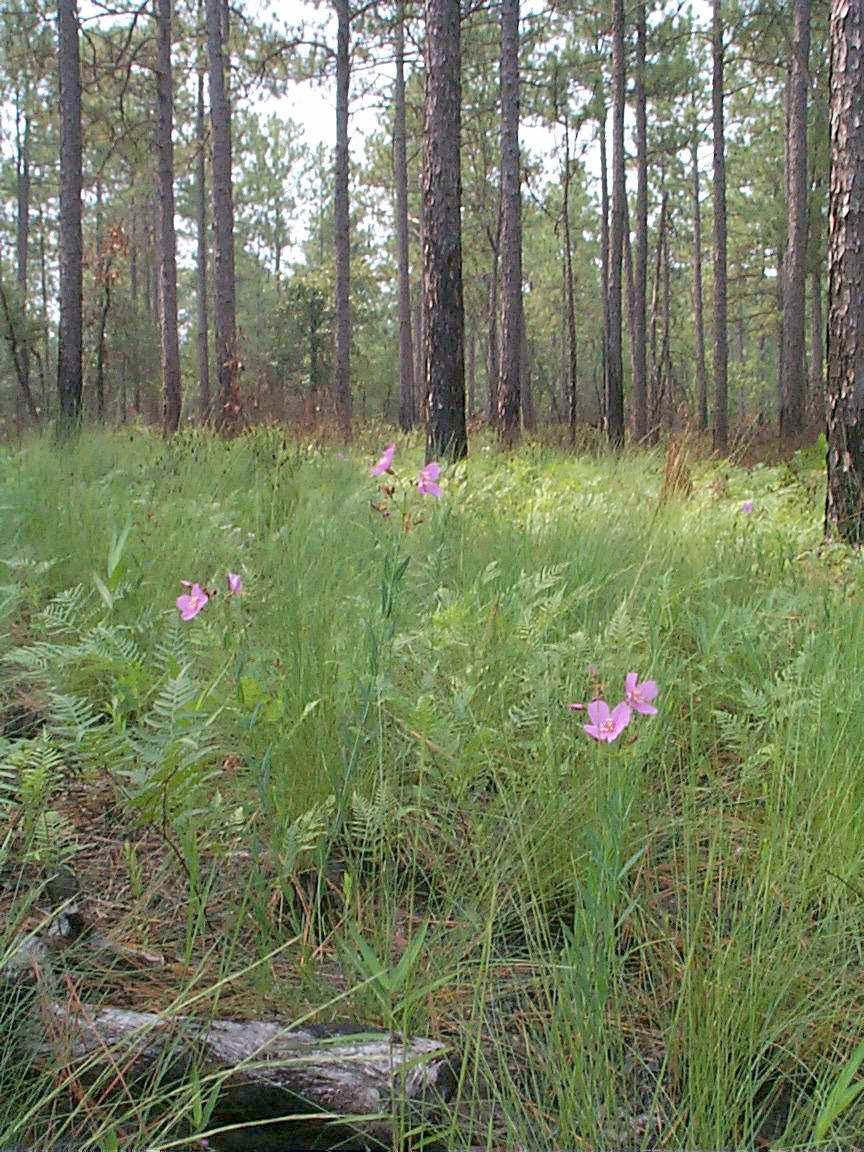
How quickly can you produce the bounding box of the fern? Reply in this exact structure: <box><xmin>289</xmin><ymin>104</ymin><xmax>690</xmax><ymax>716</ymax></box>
<box><xmin>39</xmin><ymin>585</ymin><xmax>88</xmax><ymax>637</ymax></box>
<box><xmin>153</xmin><ymin>618</ymin><xmax>193</xmax><ymax>679</ymax></box>
<box><xmin>146</xmin><ymin>669</ymin><xmax>199</xmax><ymax>732</ymax></box>
<box><xmin>276</xmin><ymin>796</ymin><xmax>335</xmax><ymax>876</ymax></box>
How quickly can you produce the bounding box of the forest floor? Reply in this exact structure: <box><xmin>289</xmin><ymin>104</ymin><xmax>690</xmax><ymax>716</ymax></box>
<box><xmin>1</xmin><ymin>426</ymin><xmax>863</xmax><ymax>1150</ymax></box>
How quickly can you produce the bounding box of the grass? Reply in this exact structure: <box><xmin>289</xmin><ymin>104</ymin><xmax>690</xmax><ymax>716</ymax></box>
<box><xmin>0</xmin><ymin>425</ymin><xmax>863</xmax><ymax>1149</ymax></box>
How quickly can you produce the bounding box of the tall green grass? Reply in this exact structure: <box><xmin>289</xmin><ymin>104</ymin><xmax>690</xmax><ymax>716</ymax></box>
<box><xmin>0</xmin><ymin>427</ymin><xmax>862</xmax><ymax>1148</ymax></box>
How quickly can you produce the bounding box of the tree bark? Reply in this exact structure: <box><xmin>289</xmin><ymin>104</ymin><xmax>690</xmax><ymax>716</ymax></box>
<box><xmin>157</xmin><ymin>0</ymin><xmax>182</xmax><ymax>434</ymax></box>
<box><xmin>57</xmin><ymin>0</ymin><xmax>83</xmax><ymax>433</ymax></box>
<box><xmin>780</xmin><ymin>0</ymin><xmax>811</xmax><ymax>437</ymax></box>
<box><xmin>497</xmin><ymin>0</ymin><xmax>523</xmax><ymax>446</ymax></box>
<box><xmin>690</xmin><ymin>94</ymin><xmax>708</xmax><ymax>431</ymax></box>
<box><xmin>632</xmin><ymin>0</ymin><xmax>649</xmax><ymax>442</ymax></box>
<box><xmin>38</xmin><ymin>1003</ymin><xmax>453</xmax><ymax>1152</ymax></box>
<box><xmin>206</xmin><ymin>0</ymin><xmax>240</xmax><ymax>428</ymax></box>
<box><xmin>394</xmin><ymin>0</ymin><xmax>415</xmax><ymax>432</ymax></box>
<box><xmin>598</xmin><ymin>103</ymin><xmax>610</xmax><ymax>429</ymax></box>
<box><xmin>196</xmin><ymin>0</ymin><xmax>211</xmax><ymax>422</ymax></box>
<box><xmin>607</xmin><ymin>0</ymin><xmax>626</xmax><ymax>448</ymax></box>
<box><xmin>562</xmin><ymin>108</ymin><xmax>578</xmax><ymax>444</ymax></box>
<box><xmin>422</xmin><ymin>0</ymin><xmax>467</xmax><ymax>460</ymax></box>
<box><xmin>825</xmin><ymin>0</ymin><xmax>864</xmax><ymax>543</ymax></box>
<box><xmin>711</xmin><ymin>0</ymin><xmax>729</xmax><ymax>454</ymax></box>
<box><xmin>333</xmin><ymin>0</ymin><xmax>353</xmax><ymax>438</ymax></box>
<box><xmin>15</xmin><ymin>91</ymin><xmax>36</xmax><ymax>422</ymax></box>
<box><xmin>810</xmin><ymin>262</ymin><xmax>824</xmax><ymax>417</ymax></box>
<box><xmin>485</xmin><ymin>206</ymin><xmax>501</xmax><ymax>425</ymax></box>
<box><xmin>649</xmin><ymin>182</ymin><xmax>668</xmax><ymax>440</ymax></box>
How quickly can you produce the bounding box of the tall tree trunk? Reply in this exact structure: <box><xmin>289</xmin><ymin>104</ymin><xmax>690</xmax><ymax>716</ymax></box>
<box><xmin>333</xmin><ymin>0</ymin><xmax>353</xmax><ymax>438</ymax></box>
<box><xmin>467</xmin><ymin>322</ymin><xmax>476</xmax><ymax>415</ymax></box>
<box><xmin>37</xmin><ymin>205</ymin><xmax>50</xmax><ymax>417</ymax></box>
<box><xmin>422</xmin><ymin>0</ymin><xmax>467</xmax><ymax>460</ymax></box>
<box><xmin>632</xmin><ymin>0</ymin><xmax>649</xmax><ymax>441</ymax></box>
<box><xmin>394</xmin><ymin>0</ymin><xmax>415</xmax><ymax>432</ymax></box>
<box><xmin>810</xmin><ymin>264</ymin><xmax>824</xmax><ymax>418</ymax></box>
<box><xmin>57</xmin><ymin>0</ymin><xmax>83</xmax><ymax>432</ymax></box>
<box><xmin>562</xmin><ymin>109</ymin><xmax>578</xmax><ymax>444</ymax></box>
<box><xmin>497</xmin><ymin>0</ymin><xmax>523</xmax><ymax>446</ymax></box>
<box><xmin>598</xmin><ymin>104</ymin><xmax>610</xmax><ymax>429</ymax></box>
<box><xmin>607</xmin><ymin>0</ymin><xmax>626</xmax><ymax>448</ymax></box>
<box><xmin>776</xmin><ymin>251</ymin><xmax>785</xmax><ymax>423</ymax></box>
<box><xmin>157</xmin><ymin>0</ymin><xmax>182</xmax><ymax>434</ymax></box>
<box><xmin>520</xmin><ymin>329</ymin><xmax>535</xmax><ymax>430</ymax></box>
<box><xmin>485</xmin><ymin>207</ymin><xmax>501</xmax><ymax>424</ymax></box>
<box><xmin>780</xmin><ymin>0</ymin><xmax>811</xmax><ymax>437</ymax></box>
<box><xmin>711</xmin><ymin>0</ymin><xmax>729</xmax><ymax>454</ymax></box>
<box><xmin>196</xmin><ymin>0</ymin><xmax>211</xmax><ymax>422</ymax></box>
<box><xmin>649</xmin><ymin>182</ymin><xmax>668</xmax><ymax>441</ymax></box>
<box><xmin>825</xmin><ymin>0</ymin><xmax>864</xmax><ymax>542</ymax></box>
<box><xmin>15</xmin><ymin>91</ymin><xmax>36</xmax><ymax>422</ymax></box>
<box><xmin>94</xmin><ymin>259</ymin><xmax>111</xmax><ymax>423</ymax></box>
<box><xmin>690</xmin><ymin>93</ymin><xmax>708</xmax><ymax>431</ymax></box>
<box><xmin>205</xmin><ymin>0</ymin><xmax>240</xmax><ymax>428</ymax></box>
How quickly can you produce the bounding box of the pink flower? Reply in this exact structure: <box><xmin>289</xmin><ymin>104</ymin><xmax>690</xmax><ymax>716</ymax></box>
<box><xmin>624</xmin><ymin>673</ymin><xmax>658</xmax><ymax>716</ymax></box>
<box><xmin>417</xmin><ymin>461</ymin><xmax>442</xmax><ymax>497</ymax></box>
<box><xmin>567</xmin><ymin>702</ymin><xmax>586</xmax><ymax>711</ymax></box>
<box><xmin>371</xmin><ymin>443</ymin><xmax>396</xmax><ymax>476</ymax></box>
<box><xmin>740</xmin><ymin>499</ymin><xmax>754</xmax><ymax>514</ymax></box>
<box><xmin>227</xmin><ymin>571</ymin><xmax>243</xmax><ymax>596</ymax></box>
<box><xmin>177</xmin><ymin>582</ymin><xmax>208</xmax><ymax>621</ymax></box>
<box><xmin>583</xmin><ymin>699</ymin><xmax>631</xmax><ymax>743</ymax></box>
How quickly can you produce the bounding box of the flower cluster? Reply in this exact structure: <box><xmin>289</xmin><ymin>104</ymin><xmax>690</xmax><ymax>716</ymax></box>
<box><xmin>371</xmin><ymin>443</ymin><xmax>443</xmax><ymax>498</ymax></box>
<box><xmin>570</xmin><ymin>672</ymin><xmax>658</xmax><ymax>744</ymax></box>
<box><xmin>176</xmin><ymin>572</ymin><xmax>243</xmax><ymax>621</ymax></box>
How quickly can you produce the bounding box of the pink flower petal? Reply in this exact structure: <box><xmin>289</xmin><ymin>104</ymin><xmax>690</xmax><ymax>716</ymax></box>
<box><xmin>639</xmin><ymin>679</ymin><xmax>658</xmax><ymax>702</ymax></box>
<box><xmin>608</xmin><ymin>701</ymin><xmax>632</xmax><ymax>738</ymax></box>
<box><xmin>227</xmin><ymin>571</ymin><xmax>243</xmax><ymax>596</ymax></box>
<box><xmin>177</xmin><ymin>582</ymin><xmax>208</xmax><ymax>621</ymax></box>
<box><xmin>625</xmin><ymin>672</ymin><xmax>638</xmax><ymax>696</ymax></box>
<box><xmin>586</xmin><ymin>699</ymin><xmax>610</xmax><ymax>728</ymax></box>
<box><xmin>567</xmin><ymin>702</ymin><xmax>585</xmax><ymax>711</ymax></box>
<box><xmin>371</xmin><ymin>443</ymin><xmax>396</xmax><ymax>476</ymax></box>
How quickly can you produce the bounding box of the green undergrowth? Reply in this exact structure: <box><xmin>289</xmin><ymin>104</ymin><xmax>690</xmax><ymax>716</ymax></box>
<box><xmin>0</xmin><ymin>426</ymin><xmax>862</xmax><ymax>1149</ymax></box>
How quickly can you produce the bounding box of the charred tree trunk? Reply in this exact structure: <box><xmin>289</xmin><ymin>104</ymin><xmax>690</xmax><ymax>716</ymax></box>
<box><xmin>497</xmin><ymin>0</ymin><xmax>523</xmax><ymax>446</ymax></box>
<box><xmin>825</xmin><ymin>0</ymin><xmax>864</xmax><ymax>542</ymax></box>
<box><xmin>57</xmin><ymin>0</ymin><xmax>83</xmax><ymax>433</ymax></box>
<box><xmin>607</xmin><ymin>0</ymin><xmax>626</xmax><ymax>448</ymax></box>
<box><xmin>333</xmin><ymin>0</ymin><xmax>353</xmax><ymax>438</ymax></box>
<box><xmin>422</xmin><ymin>0</ymin><xmax>467</xmax><ymax>460</ymax></box>
<box><xmin>196</xmin><ymin>0</ymin><xmax>211</xmax><ymax>422</ymax></box>
<box><xmin>711</xmin><ymin>0</ymin><xmax>729</xmax><ymax>454</ymax></box>
<box><xmin>206</xmin><ymin>0</ymin><xmax>240</xmax><ymax>428</ymax></box>
<box><xmin>690</xmin><ymin>93</ymin><xmax>708</xmax><ymax>431</ymax></box>
<box><xmin>394</xmin><ymin>0</ymin><xmax>415</xmax><ymax>431</ymax></box>
<box><xmin>780</xmin><ymin>0</ymin><xmax>811</xmax><ymax>437</ymax></box>
<box><xmin>157</xmin><ymin>0</ymin><xmax>182</xmax><ymax>434</ymax></box>
<box><xmin>632</xmin><ymin>0</ymin><xmax>649</xmax><ymax>442</ymax></box>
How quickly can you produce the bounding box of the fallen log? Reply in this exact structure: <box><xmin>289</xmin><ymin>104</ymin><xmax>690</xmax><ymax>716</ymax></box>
<box><xmin>44</xmin><ymin>1004</ymin><xmax>454</xmax><ymax>1151</ymax></box>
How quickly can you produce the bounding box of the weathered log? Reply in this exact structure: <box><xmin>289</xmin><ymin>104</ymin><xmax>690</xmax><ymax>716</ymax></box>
<box><xmin>44</xmin><ymin>1004</ymin><xmax>454</xmax><ymax>1150</ymax></box>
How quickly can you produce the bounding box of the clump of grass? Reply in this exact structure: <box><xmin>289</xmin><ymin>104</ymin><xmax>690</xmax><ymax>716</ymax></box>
<box><xmin>0</xmin><ymin>427</ymin><xmax>861</xmax><ymax>1148</ymax></box>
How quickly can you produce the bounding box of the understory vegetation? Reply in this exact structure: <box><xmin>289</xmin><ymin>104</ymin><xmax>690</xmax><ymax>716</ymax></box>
<box><xmin>1</xmin><ymin>427</ymin><xmax>864</xmax><ymax>1149</ymax></box>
